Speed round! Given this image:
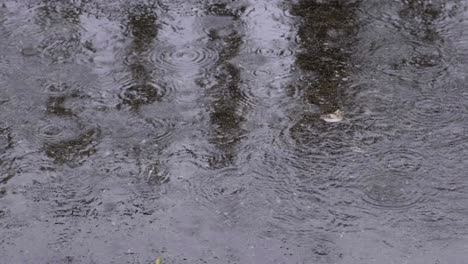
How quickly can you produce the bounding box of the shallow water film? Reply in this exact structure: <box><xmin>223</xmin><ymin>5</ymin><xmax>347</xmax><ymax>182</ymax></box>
<box><xmin>1</xmin><ymin>0</ymin><xmax>468</xmax><ymax>263</ymax></box>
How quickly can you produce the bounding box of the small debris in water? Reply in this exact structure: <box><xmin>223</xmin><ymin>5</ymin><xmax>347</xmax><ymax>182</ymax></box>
<box><xmin>320</xmin><ymin>109</ymin><xmax>344</xmax><ymax>123</ymax></box>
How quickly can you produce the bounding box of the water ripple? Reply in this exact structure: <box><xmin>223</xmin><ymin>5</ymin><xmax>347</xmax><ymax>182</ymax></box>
<box><xmin>188</xmin><ymin>167</ymin><xmax>261</xmax><ymax>214</ymax></box>
<box><xmin>273</xmin><ymin>117</ymin><xmax>357</xmax><ymax>174</ymax></box>
<box><xmin>241</xmin><ymin>75</ymin><xmax>299</xmax><ymax>109</ymax></box>
<box><xmin>251</xmin><ymin>68</ymin><xmax>272</xmax><ymax>77</ymax></box>
<box><xmin>36</xmin><ymin>79</ymin><xmax>79</xmax><ymax>97</ymax></box>
<box><xmin>104</xmin><ymin>114</ymin><xmax>175</xmax><ymax>151</ymax></box>
<box><xmin>117</xmin><ymin>81</ymin><xmax>172</xmax><ymax>109</ymax></box>
<box><xmin>395</xmin><ymin>94</ymin><xmax>467</xmax><ymax>130</ymax></box>
<box><xmin>358</xmin><ymin>170</ymin><xmax>426</xmax><ymax>210</ymax></box>
<box><xmin>356</xmin><ymin>0</ymin><xmax>454</xmax><ymax>85</ymax></box>
<box><xmin>250</xmin><ymin>145</ymin><xmax>359</xmax><ymax>235</ymax></box>
<box><xmin>244</xmin><ymin>146</ymin><xmax>296</xmax><ymax>191</ymax></box>
<box><xmin>245</xmin><ymin>117</ymin><xmax>363</xmax><ymax>232</ymax></box>
<box><xmin>361</xmin><ymin>41</ymin><xmax>450</xmax><ymax>84</ymax></box>
<box><xmin>44</xmin><ymin>127</ymin><xmax>101</xmax><ymax>167</ymax></box>
<box><xmin>1</xmin><ymin>0</ymin><xmax>468</xmax><ymax>260</ymax></box>
<box><xmin>33</xmin><ymin>64</ymin><xmax>98</xmax><ymax>96</ymax></box>
<box><xmin>152</xmin><ymin>44</ymin><xmax>219</xmax><ymax>72</ymax></box>
<box><xmin>38</xmin><ymin>32</ymin><xmax>83</xmax><ymax>63</ymax></box>
<box><xmin>137</xmin><ymin>161</ymin><xmax>170</xmax><ymax>186</ymax></box>
<box><xmin>372</xmin><ymin>147</ymin><xmax>424</xmax><ymax>175</ymax></box>
<box><xmin>30</xmin><ymin>168</ymin><xmax>100</xmax><ymax>219</ymax></box>
<box><xmin>29</xmin><ymin>117</ymin><xmax>90</xmax><ymax>145</ymax></box>
<box><xmin>0</xmin><ymin>152</ymin><xmax>58</xmax><ymax>185</ymax></box>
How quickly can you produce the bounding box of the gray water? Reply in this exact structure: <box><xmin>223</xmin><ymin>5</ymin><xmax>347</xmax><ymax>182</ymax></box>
<box><xmin>1</xmin><ymin>0</ymin><xmax>468</xmax><ymax>263</ymax></box>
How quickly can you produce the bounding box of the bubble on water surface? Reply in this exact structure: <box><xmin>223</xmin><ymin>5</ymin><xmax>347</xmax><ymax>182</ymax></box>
<box><xmin>251</xmin><ymin>69</ymin><xmax>272</xmax><ymax>77</ymax></box>
<box><xmin>252</xmin><ymin>47</ymin><xmax>295</xmax><ymax>58</ymax></box>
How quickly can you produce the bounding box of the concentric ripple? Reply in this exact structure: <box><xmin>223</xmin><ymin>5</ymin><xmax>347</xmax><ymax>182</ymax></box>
<box><xmin>363</xmin><ymin>41</ymin><xmax>449</xmax><ymax>84</ymax></box>
<box><xmin>251</xmin><ymin>141</ymin><xmax>361</xmax><ymax>235</ymax></box>
<box><xmin>118</xmin><ymin>82</ymin><xmax>170</xmax><ymax>108</ymax></box>
<box><xmin>134</xmin><ymin>117</ymin><xmax>174</xmax><ymax>144</ymax></box>
<box><xmin>373</xmin><ymin>147</ymin><xmax>424</xmax><ymax>174</ymax></box>
<box><xmin>106</xmin><ymin>115</ymin><xmax>175</xmax><ymax>150</ymax></box>
<box><xmin>271</xmin><ymin>116</ymin><xmax>359</xmax><ymax>179</ymax></box>
<box><xmin>29</xmin><ymin>117</ymin><xmax>89</xmax><ymax>145</ymax></box>
<box><xmin>242</xmin><ymin>75</ymin><xmax>298</xmax><ymax>109</ymax></box>
<box><xmin>359</xmin><ymin>170</ymin><xmax>425</xmax><ymax>210</ymax></box>
<box><xmin>44</xmin><ymin>126</ymin><xmax>101</xmax><ymax>166</ymax></box>
<box><xmin>395</xmin><ymin>95</ymin><xmax>467</xmax><ymax>130</ymax></box>
<box><xmin>351</xmin><ymin>145</ymin><xmax>429</xmax><ymax>210</ymax></box>
<box><xmin>188</xmin><ymin>167</ymin><xmax>258</xmax><ymax>210</ymax></box>
<box><xmin>112</xmin><ymin>61</ymin><xmax>176</xmax><ymax>107</ymax></box>
<box><xmin>152</xmin><ymin>45</ymin><xmax>219</xmax><ymax>72</ymax></box>
<box><xmin>347</xmin><ymin>83</ymin><xmax>402</xmax><ymax>117</ymax></box>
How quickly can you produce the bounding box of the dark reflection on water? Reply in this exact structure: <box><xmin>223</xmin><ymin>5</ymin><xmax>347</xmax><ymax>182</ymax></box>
<box><xmin>1</xmin><ymin>0</ymin><xmax>468</xmax><ymax>263</ymax></box>
<box><xmin>292</xmin><ymin>0</ymin><xmax>359</xmax><ymax>113</ymax></box>
<box><xmin>204</xmin><ymin>2</ymin><xmax>246</xmax><ymax>169</ymax></box>
<box><xmin>117</xmin><ymin>2</ymin><xmax>163</xmax><ymax>111</ymax></box>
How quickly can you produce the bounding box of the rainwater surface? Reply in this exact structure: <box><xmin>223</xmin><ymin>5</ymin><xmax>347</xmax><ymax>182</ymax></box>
<box><xmin>1</xmin><ymin>0</ymin><xmax>468</xmax><ymax>263</ymax></box>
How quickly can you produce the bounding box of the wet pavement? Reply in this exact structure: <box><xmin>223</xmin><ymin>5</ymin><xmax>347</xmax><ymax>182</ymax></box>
<box><xmin>1</xmin><ymin>0</ymin><xmax>468</xmax><ymax>263</ymax></box>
